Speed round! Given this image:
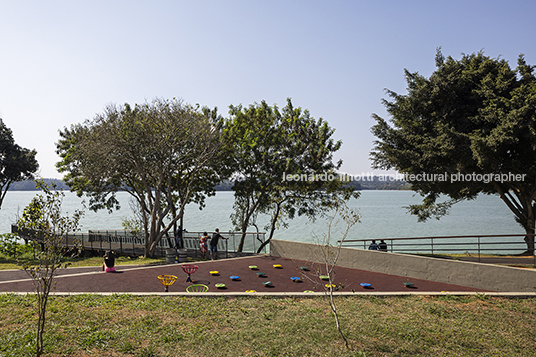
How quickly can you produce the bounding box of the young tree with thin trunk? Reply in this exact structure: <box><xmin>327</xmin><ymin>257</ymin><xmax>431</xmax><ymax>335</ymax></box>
<box><xmin>17</xmin><ymin>181</ymin><xmax>83</xmax><ymax>357</ymax></box>
<box><xmin>302</xmin><ymin>201</ymin><xmax>360</xmax><ymax>349</ymax></box>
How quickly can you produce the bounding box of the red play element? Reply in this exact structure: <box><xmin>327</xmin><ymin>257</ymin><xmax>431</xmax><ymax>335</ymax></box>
<box><xmin>181</xmin><ymin>264</ymin><xmax>199</xmax><ymax>282</ymax></box>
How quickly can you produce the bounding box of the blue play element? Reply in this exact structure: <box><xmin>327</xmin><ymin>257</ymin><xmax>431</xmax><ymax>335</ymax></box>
<box><xmin>290</xmin><ymin>276</ymin><xmax>301</xmax><ymax>282</ymax></box>
<box><xmin>230</xmin><ymin>275</ymin><xmax>239</xmax><ymax>280</ymax></box>
<box><xmin>360</xmin><ymin>283</ymin><xmax>372</xmax><ymax>288</ymax></box>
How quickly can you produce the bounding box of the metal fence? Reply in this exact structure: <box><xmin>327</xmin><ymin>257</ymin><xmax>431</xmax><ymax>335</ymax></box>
<box><xmin>342</xmin><ymin>234</ymin><xmax>535</xmax><ymax>261</ymax></box>
<box><xmin>11</xmin><ymin>224</ymin><xmax>267</xmax><ymax>257</ymax></box>
<box><xmin>66</xmin><ymin>229</ymin><xmax>266</xmax><ymax>257</ymax></box>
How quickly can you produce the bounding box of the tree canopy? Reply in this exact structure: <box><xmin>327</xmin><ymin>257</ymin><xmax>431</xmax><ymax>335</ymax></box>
<box><xmin>0</xmin><ymin>119</ymin><xmax>39</xmax><ymax>209</ymax></box>
<box><xmin>56</xmin><ymin>98</ymin><xmax>224</xmax><ymax>257</ymax></box>
<box><xmin>223</xmin><ymin>98</ymin><xmax>358</xmax><ymax>252</ymax></box>
<box><xmin>56</xmin><ymin>97</ymin><xmax>358</xmax><ymax>255</ymax></box>
<box><xmin>371</xmin><ymin>49</ymin><xmax>536</xmax><ymax>252</ymax></box>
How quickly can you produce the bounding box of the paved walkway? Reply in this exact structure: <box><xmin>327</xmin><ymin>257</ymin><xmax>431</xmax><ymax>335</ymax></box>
<box><xmin>455</xmin><ymin>255</ymin><xmax>536</xmax><ymax>266</ymax></box>
<box><xmin>0</xmin><ymin>255</ymin><xmax>489</xmax><ymax>294</ymax></box>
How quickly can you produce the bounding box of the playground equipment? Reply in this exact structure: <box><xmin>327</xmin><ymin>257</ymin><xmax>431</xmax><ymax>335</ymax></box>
<box><xmin>249</xmin><ymin>265</ymin><xmax>258</xmax><ymax>270</ymax></box>
<box><xmin>230</xmin><ymin>275</ymin><xmax>240</xmax><ymax>280</ymax></box>
<box><xmin>209</xmin><ymin>270</ymin><xmax>219</xmax><ymax>275</ymax></box>
<box><xmin>157</xmin><ymin>275</ymin><xmax>177</xmax><ymax>292</ymax></box>
<box><xmin>215</xmin><ymin>283</ymin><xmax>226</xmax><ymax>289</ymax></box>
<box><xmin>273</xmin><ymin>264</ymin><xmax>282</xmax><ymax>268</ymax></box>
<box><xmin>181</xmin><ymin>264</ymin><xmax>198</xmax><ymax>282</ymax></box>
<box><xmin>403</xmin><ymin>282</ymin><xmax>415</xmax><ymax>288</ymax></box>
<box><xmin>290</xmin><ymin>276</ymin><xmax>301</xmax><ymax>283</ymax></box>
<box><xmin>256</xmin><ymin>272</ymin><xmax>266</xmax><ymax>277</ymax></box>
<box><xmin>319</xmin><ymin>275</ymin><xmax>329</xmax><ymax>280</ymax></box>
<box><xmin>186</xmin><ymin>284</ymin><xmax>209</xmax><ymax>293</ymax></box>
<box><xmin>360</xmin><ymin>283</ymin><xmax>372</xmax><ymax>288</ymax></box>
<box><xmin>262</xmin><ymin>281</ymin><xmax>273</xmax><ymax>286</ymax></box>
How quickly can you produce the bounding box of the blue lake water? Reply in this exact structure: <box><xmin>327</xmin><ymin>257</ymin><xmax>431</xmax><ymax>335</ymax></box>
<box><xmin>1</xmin><ymin>190</ymin><xmax>523</xmax><ymax>244</ymax></box>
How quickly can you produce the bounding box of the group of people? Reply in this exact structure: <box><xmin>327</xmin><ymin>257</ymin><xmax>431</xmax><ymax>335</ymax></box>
<box><xmin>103</xmin><ymin>231</ymin><xmax>388</xmax><ymax>272</ymax></box>
<box><xmin>199</xmin><ymin>228</ymin><xmax>228</xmax><ymax>260</ymax></box>
<box><xmin>368</xmin><ymin>239</ymin><xmax>388</xmax><ymax>252</ymax></box>
<box><xmin>102</xmin><ymin>227</ymin><xmax>229</xmax><ymax>273</ymax></box>
<box><xmin>176</xmin><ymin>226</ymin><xmax>228</xmax><ymax>260</ymax></box>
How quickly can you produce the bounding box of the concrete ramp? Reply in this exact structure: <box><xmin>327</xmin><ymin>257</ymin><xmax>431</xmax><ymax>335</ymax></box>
<box><xmin>270</xmin><ymin>239</ymin><xmax>536</xmax><ymax>292</ymax></box>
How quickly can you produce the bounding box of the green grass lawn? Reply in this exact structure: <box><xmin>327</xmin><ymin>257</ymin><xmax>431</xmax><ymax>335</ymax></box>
<box><xmin>1</xmin><ymin>251</ymin><xmax>535</xmax><ymax>356</ymax></box>
<box><xmin>0</xmin><ymin>294</ymin><xmax>535</xmax><ymax>356</ymax></box>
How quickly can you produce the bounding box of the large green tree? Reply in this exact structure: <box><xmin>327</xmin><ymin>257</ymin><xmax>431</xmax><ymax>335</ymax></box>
<box><xmin>223</xmin><ymin>98</ymin><xmax>358</xmax><ymax>252</ymax></box>
<box><xmin>0</xmin><ymin>118</ymin><xmax>39</xmax><ymax>208</ymax></box>
<box><xmin>56</xmin><ymin>99</ymin><xmax>224</xmax><ymax>257</ymax></box>
<box><xmin>371</xmin><ymin>50</ymin><xmax>536</xmax><ymax>253</ymax></box>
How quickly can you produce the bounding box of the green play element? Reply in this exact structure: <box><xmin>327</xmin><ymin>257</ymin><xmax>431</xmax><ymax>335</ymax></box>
<box><xmin>186</xmin><ymin>284</ymin><xmax>209</xmax><ymax>293</ymax></box>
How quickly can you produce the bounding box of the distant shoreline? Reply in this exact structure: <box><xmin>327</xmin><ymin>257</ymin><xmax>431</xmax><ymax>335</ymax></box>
<box><xmin>8</xmin><ymin>177</ymin><xmax>411</xmax><ymax>191</ymax></box>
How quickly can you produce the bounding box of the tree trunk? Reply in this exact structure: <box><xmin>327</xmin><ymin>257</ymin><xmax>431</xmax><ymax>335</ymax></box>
<box><xmin>146</xmin><ymin>230</ymin><xmax>164</xmax><ymax>258</ymax></box>
<box><xmin>237</xmin><ymin>221</ymin><xmax>249</xmax><ymax>252</ymax></box>
<box><xmin>256</xmin><ymin>235</ymin><xmax>270</xmax><ymax>254</ymax></box>
<box><xmin>522</xmin><ymin>199</ymin><xmax>535</xmax><ymax>254</ymax></box>
<box><xmin>494</xmin><ymin>184</ymin><xmax>535</xmax><ymax>254</ymax></box>
<box><xmin>524</xmin><ymin>225</ymin><xmax>535</xmax><ymax>255</ymax></box>
<box><xmin>256</xmin><ymin>202</ymin><xmax>282</xmax><ymax>253</ymax></box>
<box><xmin>237</xmin><ymin>203</ymin><xmax>257</xmax><ymax>252</ymax></box>
<box><xmin>145</xmin><ymin>234</ymin><xmax>154</xmax><ymax>258</ymax></box>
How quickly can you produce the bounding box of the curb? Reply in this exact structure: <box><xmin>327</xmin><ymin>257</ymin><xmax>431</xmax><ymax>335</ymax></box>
<box><xmin>2</xmin><ymin>291</ymin><xmax>536</xmax><ymax>298</ymax></box>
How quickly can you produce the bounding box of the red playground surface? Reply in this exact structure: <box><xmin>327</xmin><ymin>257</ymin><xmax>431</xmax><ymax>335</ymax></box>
<box><xmin>0</xmin><ymin>255</ymin><xmax>489</xmax><ymax>294</ymax></box>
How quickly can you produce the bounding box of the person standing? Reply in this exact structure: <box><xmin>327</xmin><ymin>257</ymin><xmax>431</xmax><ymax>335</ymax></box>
<box><xmin>199</xmin><ymin>231</ymin><xmax>209</xmax><ymax>259</ymax></box>
<box><xmin>368</xmin><ymin>240</ymin><xmax>378</xmax><ymax>250</ymax></box>
<box><xmin>176</xmin><ymin>226</ymin><xmax>184</xmax><ymax>249</ymax></box>
<box><xmin>210</xmin><ymin>228</ymin><xmax>228</xmax><ymax>260</ymax></box>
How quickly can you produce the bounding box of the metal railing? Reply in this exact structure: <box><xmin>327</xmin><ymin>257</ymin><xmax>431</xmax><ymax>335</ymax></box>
<box><xmin>86</xmin><ymin>230</ymin><xmax>267</xmax><ymax>256</ymax></box>
<box><xmin>341</xmin><ymin>234</ymin><xmax>536</xmax><ymax>262</ymax></box>
<box><xmin>12</xmin><ymin>225</ymin><xmax>267</xmax><ymax>257</ymax></box>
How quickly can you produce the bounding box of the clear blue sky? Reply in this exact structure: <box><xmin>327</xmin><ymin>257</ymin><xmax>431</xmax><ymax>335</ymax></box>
<box><xmin>1</xmin><ymin>0</ymin><xmax>535</xmax><ymax>179</ymax></box>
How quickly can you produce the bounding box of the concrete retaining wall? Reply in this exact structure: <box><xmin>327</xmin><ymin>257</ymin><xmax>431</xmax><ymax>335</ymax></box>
<box><xmin>270</xmin><ymin>239</ymin><xmax>536</xmax><ymax>292</ymax></box>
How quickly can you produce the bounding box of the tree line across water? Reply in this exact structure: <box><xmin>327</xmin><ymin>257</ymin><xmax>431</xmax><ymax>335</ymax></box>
<box><xmin>7</xmin><ymin>177</ymin><xmax>410</xmax><ymax>191</ymax></box>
